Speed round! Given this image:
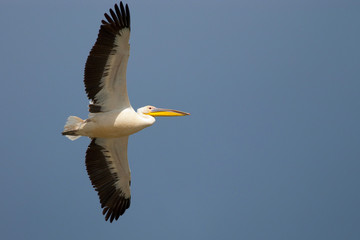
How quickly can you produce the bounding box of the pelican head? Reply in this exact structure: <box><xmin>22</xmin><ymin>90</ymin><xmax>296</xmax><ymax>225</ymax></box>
<box><xmin>137</xmin><ymin>105</ymin><xmax>190</xmax><ymax>117</ymax></box>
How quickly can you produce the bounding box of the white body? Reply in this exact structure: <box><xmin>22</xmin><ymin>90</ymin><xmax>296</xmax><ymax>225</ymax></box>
<box><xmin>79</xmin><ymin>108</ymin><xmax>155</xmax><ymax>138</ymax></box>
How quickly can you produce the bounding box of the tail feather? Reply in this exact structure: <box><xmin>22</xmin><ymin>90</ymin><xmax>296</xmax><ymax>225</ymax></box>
<box><xmin>62</xmin><ymin>116</ymin><xmax>84</xmax><ymax>141</ymax></box>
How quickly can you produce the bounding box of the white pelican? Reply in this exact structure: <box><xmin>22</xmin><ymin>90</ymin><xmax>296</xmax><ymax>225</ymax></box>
<box><xmin>62</xmin><ymin>1</ymin><xmax>189</xmax><ymax>222</ymax></box>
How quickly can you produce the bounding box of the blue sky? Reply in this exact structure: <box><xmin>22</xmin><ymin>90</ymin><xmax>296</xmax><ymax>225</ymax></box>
<box><xmin>1</xmin><ymin>0</ymin><xmax>360</xmax><ymax>239</ymax></box>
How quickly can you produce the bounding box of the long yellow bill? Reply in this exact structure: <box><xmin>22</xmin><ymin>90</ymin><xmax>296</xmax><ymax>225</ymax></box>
<box><xmin>147</xmin><ymin>108</ymin><xmax>190</xmax><ymax>117</ymax></box>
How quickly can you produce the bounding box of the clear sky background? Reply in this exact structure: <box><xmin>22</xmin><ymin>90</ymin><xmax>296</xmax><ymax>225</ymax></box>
<box><xmin>1</xmin><ymin>0</ymin><xmax>359</xmax><ymax>239</ymax></box>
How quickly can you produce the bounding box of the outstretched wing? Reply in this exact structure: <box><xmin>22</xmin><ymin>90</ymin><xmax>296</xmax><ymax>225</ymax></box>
<box><xmin>85</xmin><ymin>2</ymin><xmax>131</xmax><ymax>113</ymax></box>
<box><xmin>85</xmin><ymin>137</ymin><xmax>131</xmax><ymax>222</ymax></box>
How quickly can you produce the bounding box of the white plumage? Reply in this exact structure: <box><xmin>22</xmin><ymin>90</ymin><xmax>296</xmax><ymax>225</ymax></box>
<box><xmin>62</xmin><ymin>1</ymin><xmax>189</xmax><ymax>222</ymax></box>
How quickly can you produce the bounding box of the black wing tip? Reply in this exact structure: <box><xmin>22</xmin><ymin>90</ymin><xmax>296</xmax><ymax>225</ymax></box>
<box><xmin>103</xmin><ymin>197</ymin><xmax>131</xmax><ymax>223</ymax></box>
<box><xmin>102</xmin><ymin>1</ymin><xmax>130</xmax><ymax>30</ymax></box>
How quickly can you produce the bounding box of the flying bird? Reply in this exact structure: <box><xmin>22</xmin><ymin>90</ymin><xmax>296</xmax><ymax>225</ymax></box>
<box><xmin>62</xmin><ymin>1</ymin><xmax>189</xmax><ymax>222</ymax></box>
